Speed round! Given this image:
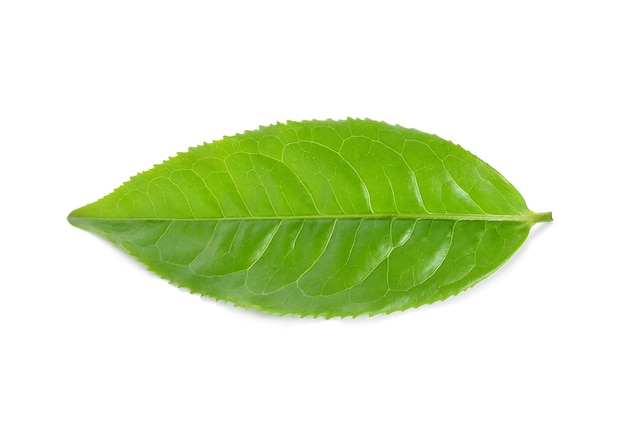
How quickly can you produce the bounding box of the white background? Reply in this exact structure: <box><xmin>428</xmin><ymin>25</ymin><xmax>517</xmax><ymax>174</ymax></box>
<box><xmin>1</xmin><ymin>1</ymin><xmax>624</xmax><ymax>431</ymax></box>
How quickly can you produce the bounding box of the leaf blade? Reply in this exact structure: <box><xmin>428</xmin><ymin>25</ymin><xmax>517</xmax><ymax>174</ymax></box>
<box><xmin>69</xmin><ymin>119</ymin><xmax>551</xmax><ymax>317</ymax></box>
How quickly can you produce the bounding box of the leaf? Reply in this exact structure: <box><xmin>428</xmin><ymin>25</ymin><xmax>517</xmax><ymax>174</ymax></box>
<box><xmin>68</xmin><ymin>119</ymin><xmax>551</xmax><ymax>318</ymax></box>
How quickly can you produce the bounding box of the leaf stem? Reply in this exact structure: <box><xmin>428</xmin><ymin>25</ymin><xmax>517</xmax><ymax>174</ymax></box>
<box><xmin>532</xmin><ymin>212</ymin><xmax>553</xmax><ymax>223</ymax></box>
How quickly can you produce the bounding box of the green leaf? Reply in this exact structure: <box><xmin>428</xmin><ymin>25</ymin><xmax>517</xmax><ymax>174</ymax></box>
<box><xmin>68</xmin><ymin>119</ymin><xmax>551</xmax><ymax>317</ymax></box>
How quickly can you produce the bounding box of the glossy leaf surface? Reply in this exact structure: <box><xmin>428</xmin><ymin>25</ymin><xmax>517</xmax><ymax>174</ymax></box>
<box><xmin>68</xmin><ymin>119</ymin><xmax>551</xmax><ymax>317</ymax></box>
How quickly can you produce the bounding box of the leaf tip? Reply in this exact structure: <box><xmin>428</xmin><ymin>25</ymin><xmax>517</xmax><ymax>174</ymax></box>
<box><xmin>67</xmin><ymin>208</ymin><xmax>81</xmax><ymax>227</ymax></box>
<box><xmin>67</xmin><ymin>206</ymin><xmax>94</xmax><ymax>231</ymax></box>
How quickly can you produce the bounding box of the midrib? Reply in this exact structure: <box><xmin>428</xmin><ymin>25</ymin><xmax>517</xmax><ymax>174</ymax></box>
<box><xmin>69</xmin><ymin>212</ymin><xmax>553</xmax><ymax>224</ymax></box>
